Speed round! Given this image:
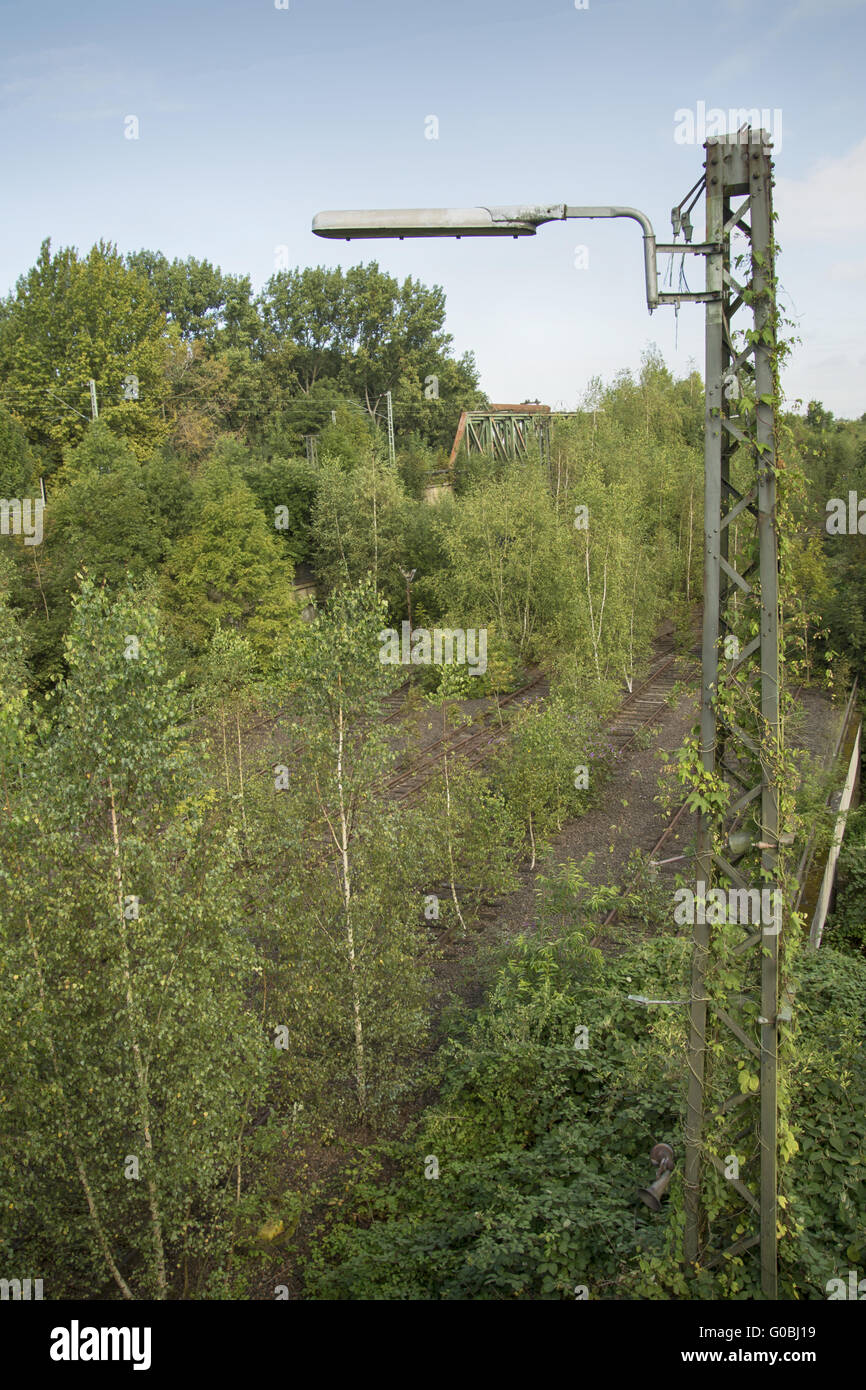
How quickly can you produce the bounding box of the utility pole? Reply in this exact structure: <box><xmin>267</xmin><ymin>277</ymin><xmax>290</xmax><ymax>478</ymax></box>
<box><xmin>88</xmin><ymin>379</ymin><xmax>99</xmax><ymax>421</ymax></box>
<box><xmin>399</xmin><ymin>567</ymin><xmax>416</xmax><ymax>631</ymax></box>
<box><xmin>385</xmin><ymin>390</ymin><xmax>396</xmax><ymax>469</ymax></box>
<box><xmin>683</xmin><ymin>130</ymin><xmax>782</xmax><ymax>1298</ymax></box>
<box><xmin>312</xmin><ymin>133</ymin><xmax>785</xmax><ymax>1294</ymax></box>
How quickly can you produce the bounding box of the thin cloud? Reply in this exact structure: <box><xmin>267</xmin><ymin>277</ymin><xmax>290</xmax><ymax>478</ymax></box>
<box><xmin>829</xmin><ymin>256</ymin><xmax>866</xmax><ymax>281</ymax></box>
<box><xmin>786</xmin><ymin>0</ymin><xmax>866</xmax><ymax>18</ymax></box>
<box><xmin>774</xmin><ymin>137</ymin><xmax>866</xmax><ymax>239</ymax></box>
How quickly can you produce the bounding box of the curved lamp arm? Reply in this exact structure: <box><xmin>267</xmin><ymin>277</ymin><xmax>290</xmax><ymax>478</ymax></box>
<box><xmin>312</xmin><ymin>203</ymin><xmax>659</xmax><ymax>311</ymax></box>
<box><xmin>565</xmin><ymin>206</ymin><xmax>658</xmax><ymax>311</ymax></box>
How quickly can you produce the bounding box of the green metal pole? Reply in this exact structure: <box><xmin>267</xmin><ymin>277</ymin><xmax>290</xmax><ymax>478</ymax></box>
<box><xmin>684</xmin><ymin>141</ymin><xmax>724</xmax><ymax>1271</ymax></box>
<box><xmin>751</xmin><ymin>141</ymin><xmax>780</xmax><ymax>1301</ymax></box>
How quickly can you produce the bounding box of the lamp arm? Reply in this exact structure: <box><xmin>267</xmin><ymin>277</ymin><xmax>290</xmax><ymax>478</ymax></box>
<box><xmin>564</xmin><ymin>205</ymin><xmax>658</xmax><ymax>312</ymax></box>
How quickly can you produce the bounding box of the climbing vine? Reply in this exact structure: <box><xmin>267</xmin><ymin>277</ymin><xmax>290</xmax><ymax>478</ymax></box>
<box><xmin>664</xmin><ymin>219</ymin><xmax>839</xmax><ymax>1295</ymax></box>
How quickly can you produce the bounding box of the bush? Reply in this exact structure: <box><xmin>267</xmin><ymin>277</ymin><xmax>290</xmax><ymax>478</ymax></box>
<box><xmin>303</xmin><ymin>929</ymin><xmax>689</xmax><ymax>1299</ymax></box>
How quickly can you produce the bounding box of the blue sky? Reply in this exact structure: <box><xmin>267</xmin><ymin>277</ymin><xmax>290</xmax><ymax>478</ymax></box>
<box><xmin>1</xmin><ymin>0</ymin><xmax>865</xmax><ymax>416</ymax></box>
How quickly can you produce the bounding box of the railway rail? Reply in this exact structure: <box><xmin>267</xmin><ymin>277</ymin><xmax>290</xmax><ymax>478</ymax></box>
<box><xmin>597</xmin><ymin>677</ymin><xmax>810</xmax><ymax>931</ymax></box>
<box><xmin>386</xmin><ymin>640</ymin><xmax>682</xmax><ymax>805</ymax></box>
<box><xmin>385</xmin><ymin>672</ymin><xmax>547</xmax><ymax>804</ymax></box>
<box><xmin>244</xmin><ymin>634</ymin><xmax>689</xmax><ymax>822</ymax></box>
<box><xmin>604</xmin><ymin>651</ymin><xmax>679</xmax><ymax>755</ymax></box>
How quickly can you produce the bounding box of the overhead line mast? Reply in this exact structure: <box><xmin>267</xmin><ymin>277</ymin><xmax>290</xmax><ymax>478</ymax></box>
<box><xmin>312</xmin><ymin>127</ymin><xmax>783</xmax><ymax>1295</ymax></box>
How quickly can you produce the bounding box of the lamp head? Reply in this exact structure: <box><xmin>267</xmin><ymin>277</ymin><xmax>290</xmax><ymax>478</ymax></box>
<box><xmin>312</xmin><ymin>204</ymin><xmax>566</xmax><ymax>240</ymax></box>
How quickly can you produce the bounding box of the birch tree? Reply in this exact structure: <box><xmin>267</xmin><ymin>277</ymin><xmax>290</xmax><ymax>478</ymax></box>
<box><xmin>263</xmin><ymin>580</ymin><xmax>430</xmax><ymax>1118</ymax></box>
<box><xmin>0</xmin><ymin>581</ymin><xmax>270</xmax><ymax>1297</ymax></box>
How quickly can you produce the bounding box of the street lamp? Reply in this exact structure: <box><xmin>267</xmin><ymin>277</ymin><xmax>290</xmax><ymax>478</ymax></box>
<box><xmin>312</xmin><ymin>134</ymin><xmax>784</xmax><ymax>1297</ymax></box>
<box><xmin>313</xmin><ymin>203</ymin><xmax>660</xmax><ymax>312</ymax></box>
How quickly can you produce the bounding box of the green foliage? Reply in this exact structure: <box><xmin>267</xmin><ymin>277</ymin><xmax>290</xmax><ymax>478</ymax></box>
<box><xmin>12</xmin><ymin>428</ymin><xmax>165</xmax><ymax>687</ymax></box>
<box><xmin>257</xmin><ymin>263</ymin><xmax>480</xmax><ymax>448</ymax></box>
<box><xmin>251</xmin><ymin>580</ymin><xmax>432</xmax><ymax>1121</ymax></box>
<box><xmin>125</xmin><ymin>249</ymin><xmax>260</xmax><ymax>350</ymax></box>
<box><xmin>303</xmin><ymin>913</ymin><xmax>866</xmax><ymax>1301</ymax></box>
<box><xmin>823</xmin><ymin>803</ymin><xmax>866</xmax><ymax>954</ymax></box>
<box><xmin>0</xmin><ymin>407</ymin><xmax>36</xmax><ymax>496</ymax></box>
<box><xmin>490</xmin><ymin>698</ymin><xmax>606</xmax><ymax>866</ymax></box>
<box><xmin>0</xmin><ymin>581</ymin><xmax>272</xmax><ymax>1297</ymax></box>
<box><xmin>242</xmin><ymin>454</ymin><xmax>319</xmax><ymax>566</ymax></box>
<box><xmin>432</xmin><ymin>463</ymin><xmax>572</xmax><ymax>665</ymax></box>
<box><xmin>396</xmin><ymin>430</ymin><xmax>440</xmax><ymax>500</ymax></box>
<box><xmin>664</xmin><ymin>732</ymin><xmax>732</xmax><ymax>818</ymax></box>
<box><xmin>141</xmin><ymin>450</ymin><xmax>197</xmax><ymax>549</ymax></box>
<box><xmin>303</xmin><ymin>929</ymin><xmax>689</xmax><ymax>1300</ymax></box>
<box><xmin>160</xmin><ymin>466</ymin><xmax>302</xmax><ymax>669</ymax></box>
<box><xmin>778</xmin><ymin>947</ymin><xmax>866</xmax><ymax>1297</ymax></box>
<box><xmin>409</xmin><ymin>755</ymin><xmax>521</xmax><ymax>935</ymax></box>
<box><xmin>56</xmin><ymin>418</ymin><xmax>141</xmax><ymax>486</ymax></box>
<box><xmin>311</xmin><ymin>450</ymin><xmax>410</xmax><ymax>614</ymax></box>
<box><xmin>308</xmin><ymin>401</ymin><xmax>377</xmax><ymax>467</ymax></box>
<box><xmin>0</xmin><ymin>567</ymin><xmax>32</xmax><ymax>767</ymax></box>
<box><xmin>0</xmin><ymin>239</ymin><xmax>168</xmax><ymax>468</ymax></box>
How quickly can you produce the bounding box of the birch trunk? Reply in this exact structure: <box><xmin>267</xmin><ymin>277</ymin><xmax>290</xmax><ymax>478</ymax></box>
<box><xmin>109</xmin><ymin>778</ymin><xmax>168</xmax><ymax>1298</ymax></box>
<box><xmin>235</xmin><ymin>709</ymin><xmax>247</xmax><ymax>838</ymax></box>
<box><xmin>442</xmin><ymin>714</ymin><xmax>467</xmax><ymax>935</ymax></box>
<box><xmin>334</xmin><ymin>679</ymin><xmax>366</xmax><ymax>1108</ymax></box>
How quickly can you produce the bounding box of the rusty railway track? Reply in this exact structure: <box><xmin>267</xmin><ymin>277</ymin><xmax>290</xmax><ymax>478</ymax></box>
<box><xmin>387</xmin><ymin>640</ymin><xmax>682</xmax><ymax>806</ymax></box>
<box><xmin>386</xmin><ymin>672</ymin><xmax>547</xmax><ymax>804</ymax></box>
<box><xmin>245</xmin><ymin>635</ymin><xmax>688</xmax><ymax>825</ymax></box>
<box><xmin>597</xmin><ymin>674</ymin><xmax>805</xmax><ymax>930</ymax></box>
<box><xmin>604</xmin><ymin>652</ymin><xmax>679</xmax><ymax>755</ymax></box>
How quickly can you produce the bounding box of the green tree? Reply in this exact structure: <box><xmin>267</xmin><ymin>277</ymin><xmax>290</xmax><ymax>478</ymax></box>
<box><xmin>0</xmin><ymin>239</ymin><xmax>169</xmax><ymax>468</ymax></box>
<box><xmin>160</xmin><ymin>465</ymin><xmax>302</xmax><ymax>667</ymax></box>
<box><xmin>433</xmin><ymin>463</ymin><xmax>571</xmax><ymax>665</ymax></box>
<box><xmin>0</xmin><ymin>407</ymin><xmax>36</xmax><ymax>496</ymax></box>
<box><xmin>6</xmin><ymin>424</ymin><xmax>165</xmax><ymax>687</ymax></box>
<box><xmin>199</xmin><ymin>623</ymin><xmax>258</xmax><ymax>837</ymax></box>
<box><xmin>258</xmin><ymin>580</ymin><xmax>430</xmax><ymax>1117</ymax></box>
<box><xmin>126</xmin><ymin>250</ymin><xmax>260</xmax><ymax>351</ymax></box>
<box><xmin>410</xmin><ymin>723</ymin><xmax>520</xmax><ymax>934</ymax></box>
<box><xmin>141</xmin><ymin>450</ymin><xmax>196</xmax><ymax>552</ymax></box>
<box><xmin>805</xmin><ymin>400</ymin><xmax>834</xmax><ymax>432</ymax></box>
<box><xmin>0</xmin><ymin>581</ymin><xmax>271</xmax><ymax>1297</ymax></box>
<box><xmin>242</xmin><ymin>454</ymin><xmax>319</xmax><ymax>567</ymax></box>
<box><xmin>257</xmin><ymin>265</ymin><xmax>347</xmax><ymax>391</ymax></box>
<box><xmin>491</xmin><ymin>699</ymin><xmax>596</xmax><ymax>869</ymax></box>
<box><xmin>257</xmin><ymin>262</ymin><xmax>480</xmax><ymax>446</ymax></box>
<box><xmin>312</xmin><ymin>448</ymin><xmax>410</xmax><ymax>613</ymax></box>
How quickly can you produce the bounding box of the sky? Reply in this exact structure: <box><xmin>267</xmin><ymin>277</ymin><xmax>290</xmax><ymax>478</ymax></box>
<box><xmin>1</xmin><ymin>0</ymin><xmax>865</xmax><ymax>417</ymax></box>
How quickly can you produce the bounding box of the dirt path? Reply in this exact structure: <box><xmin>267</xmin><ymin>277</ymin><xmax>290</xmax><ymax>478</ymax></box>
<box><xmin>434</xmin><ymin>667</ymin><xmax>847</xmax><ymax>1011</ymax></box>
<box><xmin>423</xmin><ymin>654</ymin><xmax>702</xmax><ymax>1016</ymax></box>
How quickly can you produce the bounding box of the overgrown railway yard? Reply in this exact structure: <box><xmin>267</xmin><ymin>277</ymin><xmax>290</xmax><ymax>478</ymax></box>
<box><xmin>233</xmin><ymin>628</ymin><xmax>860</xmax><ymax>1304</ymax></box>
<box><xmin>246</xmin><ymin>629</ymin><xmax>853</xmax><ymax>975</ymax></box>
<box><xmin>4</xmin><ymin>104</ymin><xmax>866</xmax><ymax>1311</ymax></box>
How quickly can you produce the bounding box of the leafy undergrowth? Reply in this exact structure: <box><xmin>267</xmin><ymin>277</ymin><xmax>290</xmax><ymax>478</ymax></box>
<box><xmin>784</xmin><ymin>947</ymin><xmax>866</xmax><ymax>1291</ymax></box>
<box><xmin>302</xmin><ymin>923</ymin><xmax>688</xmax><ymax>1300</ymax></box>
<box><xmin>301</xmin><ymin>915</ymin><xmax>866</xmax><ymax>1300</ymax></box>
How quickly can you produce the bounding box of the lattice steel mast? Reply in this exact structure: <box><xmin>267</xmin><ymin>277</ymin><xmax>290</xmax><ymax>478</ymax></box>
<box><xmin>683</xmin><ymin>130</ymin><xmax>782</xmax><ymax>1299</ymax></box>
<box><xmin>311</xmin><ymin>130</ymin><xmax>784</xmax><ymax>1294</ymax></box>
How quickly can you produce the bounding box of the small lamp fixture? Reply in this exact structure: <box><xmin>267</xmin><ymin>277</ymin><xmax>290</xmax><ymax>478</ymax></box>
<box><xmin>729</xmin><ymin>828</ymin><xmax>795</xmax><ymax>856</ymax></box>
<box><xmin>637</xmin><ymin>1143</ymin><xmax>675</xmax><ymax>1212</ymax></box>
